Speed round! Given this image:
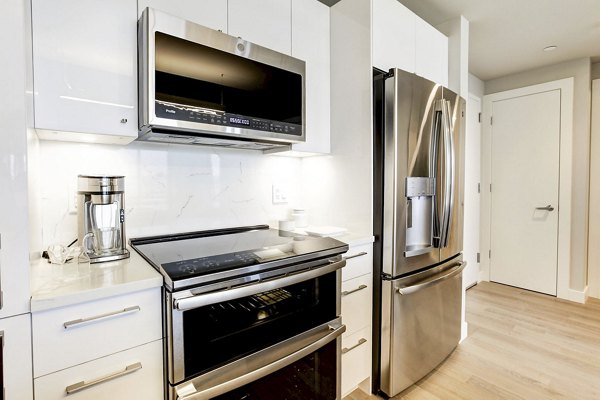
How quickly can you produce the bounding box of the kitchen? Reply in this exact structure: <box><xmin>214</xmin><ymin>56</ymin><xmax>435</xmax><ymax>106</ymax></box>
<box><xmin>1</xmin><ymin>0</ymin><xmax>600</xmax><ymax>399</ymax></box>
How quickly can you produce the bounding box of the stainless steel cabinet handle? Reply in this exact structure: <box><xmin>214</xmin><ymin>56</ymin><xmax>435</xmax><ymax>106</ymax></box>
<box><xmin>63</xmin><ymin>306</ymin><xmax>141</xmax><ymax>329</ymax></box>
<box><xmin>342</xmin><ymin>338</ymin><xmax>367</xmax><ymax>354</ymax></box>
<box><xmin>397</xmin><ymin>261</ymin><xmax>467</xmax><ymax>295</ymax></box>
<box><xmin>341</xmin><ymin>284</ymin><xmax>368</xmax><ymax>297</ymax></box>
<box><xmin>343</xmin><ymin>252</ymin><xmax>367</xmax><ymax>260</ymax></box>
<box><xmin>535</xmin><ymin>205</ymin><xmax>555</xmax><ymax>211</ymax></box>
<box><xmin>65</xmin><ymin>362</ymin><xmax>142</xmax><ymax>395</ymax></box>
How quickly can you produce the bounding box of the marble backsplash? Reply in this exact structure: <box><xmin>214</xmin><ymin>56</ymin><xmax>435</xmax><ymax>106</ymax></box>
<box><xmin>36</xmin><ymin>140</ymin><xmax>303</xmax><ymax>249</ymax></box>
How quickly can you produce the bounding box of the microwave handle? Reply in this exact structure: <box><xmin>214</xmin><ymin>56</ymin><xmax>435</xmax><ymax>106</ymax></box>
<box><xmin>176</xmin><ymin>322</ymin><xmax>346</xmax><ymax>400</ymax></box>
<box><xmin>173</xmin><ymin>259</ymin><xmax>345</xmax><ymax>311</ymax></box>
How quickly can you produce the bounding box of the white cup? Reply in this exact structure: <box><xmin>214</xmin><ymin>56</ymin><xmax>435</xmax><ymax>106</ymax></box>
<box><xmin>278</xmin><ymin>219</ymin><xmax>295</xmax><ymax>231</ymax></box>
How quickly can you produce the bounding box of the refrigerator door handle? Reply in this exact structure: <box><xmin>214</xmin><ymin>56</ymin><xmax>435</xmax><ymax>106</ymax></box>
<box><xmin>396</xmin><ymin>261</ymin><xmax>466</xmax><ymax>295</ymax></box>
<box><xmin>430</xmin><ymin>106</ymin><xmax>443</xmax><ymax>245</ymax></box>
<box><xmin>439</xmin><ymin>100</ymin><xmax>455</xmax><ymax>248</ymax></box>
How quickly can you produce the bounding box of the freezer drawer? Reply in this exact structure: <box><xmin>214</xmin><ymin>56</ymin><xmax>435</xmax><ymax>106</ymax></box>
<box><xmin>380</xmin><ymin>257</ymin><xmax>465</xmax><ymax>397</ymax></box>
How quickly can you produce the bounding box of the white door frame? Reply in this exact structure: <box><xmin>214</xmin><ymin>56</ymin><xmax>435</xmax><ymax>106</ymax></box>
<box><xmin>464</xmin><ymin>93</ymin><xmax>481</xmax><ymax>287</ymax></box>
<box><xmin>481</xmin><ymin>77</ymin><xmax>576</xmax><ymax>302</ymax></box>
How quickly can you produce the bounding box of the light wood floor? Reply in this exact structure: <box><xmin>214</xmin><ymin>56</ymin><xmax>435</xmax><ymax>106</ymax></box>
<box><xmin>346</xmin><ymin>281</ymin><xmax>600</xmax><ymax>400</ymax></box>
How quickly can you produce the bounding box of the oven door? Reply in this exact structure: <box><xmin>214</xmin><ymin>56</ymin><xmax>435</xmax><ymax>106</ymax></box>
<box><xmin>174</xmin><ymin>318</ymin><xmax>344</xmax><ymax>400</ymax></box>
<box><xmin>166</xmin><ymin>258</ymin><xmax>344</xmax><ymax>398</ymax></box>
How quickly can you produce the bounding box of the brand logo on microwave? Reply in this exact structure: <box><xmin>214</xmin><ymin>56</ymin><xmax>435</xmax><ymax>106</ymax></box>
<box><xmin>229</xmin><ymin>117</ymin><xmax>250</xmax><ymax>125</ymax></box>
<box><xmin>166</xmin><ymin>109</ymin><xmax>176</xmax><ymax>114</ymax></box>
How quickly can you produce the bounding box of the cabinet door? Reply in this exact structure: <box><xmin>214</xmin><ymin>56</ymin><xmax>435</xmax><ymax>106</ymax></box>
<box><xmin>138</xmin><ymin>0</ymin><xmax>227</xmax><ymax>32</ymax></box>
<box><xmin>415</xmin><ymin>16</ymin><xmax>449</xmax><ymax>86</ymax></box>
<box><xmin>34</xmin><ymin>340</ymin><xmax>163</xmax><ymax>400</ymax></box>
<box><xmin>32</xmin><ymin>0</ymin><xmax>138</xmax><ymax>142</ymax></box>
<box><xmin>228</xmin><ymin>0</ymin><xmax>292</xmax><ymax>55</ymax></box>
<box><xmin>372</xmin><ymin>0</ymin><xmax>415</xmax><ymax>73</ymax></box>
<box><xmin>0</xmin><ymin>0</ymin><xmax>31</xmax><ymax>318</ymax></box>
<box><xmin>289</xmin><ymin>0</ymin><xmax>330</xmax><ymax>154</ymax></box>
<box><xmin>32</xmin><ymin>287</ymin><xmax>162</xmax><ymax>377</ymax></box>
<box><xmin>0</xmin><ymin>314</ymin><xmax>34</xmax><ymax>400</ymax></box>
<box><xmin>341</xmin><ymin>326</ymin><xmax>371</xmax><ymax>397</ymax></box>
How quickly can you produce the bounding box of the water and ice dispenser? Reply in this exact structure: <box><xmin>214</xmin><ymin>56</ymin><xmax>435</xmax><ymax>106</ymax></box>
<box><xmin>404</xmin><ymin>177</ymin><xmax>435</xmax><ymax>257</ymax></box>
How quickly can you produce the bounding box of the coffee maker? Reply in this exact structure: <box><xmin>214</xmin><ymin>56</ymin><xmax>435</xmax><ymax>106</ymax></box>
<box><xmin>77</xmin><ymin>175</ymin><xmax>130</xmax><ymax>263</ymax></box>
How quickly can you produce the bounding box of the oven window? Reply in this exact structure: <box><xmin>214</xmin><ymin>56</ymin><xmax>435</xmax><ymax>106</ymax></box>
<box><xmin>182</xmin><ymin>270</ymin><xmax>337</xmax><ymax>379</ymax></box>
<box><xmin>212</xmin><ymin>339</ymin><xmax>337</xmax><ymax>400</ymax></box>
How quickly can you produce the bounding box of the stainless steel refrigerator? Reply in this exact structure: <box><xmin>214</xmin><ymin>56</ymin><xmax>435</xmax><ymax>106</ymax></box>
<box><xmin>372</xmin><ymin>68</ymin><xmax>466</xmax><ymax>397</ymax></box>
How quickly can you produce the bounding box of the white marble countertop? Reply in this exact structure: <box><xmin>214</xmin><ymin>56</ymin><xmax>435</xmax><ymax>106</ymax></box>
<box><xmin>30</xmin><ymin>246</ymin><xmax>163</xmax><ymax>313</ymax></box>
<box><xmin>335</xmin><ymin>232</ymin><xmax>375</xmax><ymax>247</ymax></box>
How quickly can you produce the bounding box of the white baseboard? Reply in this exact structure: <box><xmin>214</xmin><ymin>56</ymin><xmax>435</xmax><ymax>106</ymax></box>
<box><xmin>460</xmin><ymin>321</ymin><xmax>469</xmax><ymax>343</ymax></box>
<box><xmin>561</xmin><ymin>286</ymin><xmax>588</xmax><ymax>304</ymax></box>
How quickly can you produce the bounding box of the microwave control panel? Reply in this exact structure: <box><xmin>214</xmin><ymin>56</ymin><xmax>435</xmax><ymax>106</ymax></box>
<box><xmin>155</xmin><ymin>101</ymin><xmax>302</xmax><ymax>136</ymax></box>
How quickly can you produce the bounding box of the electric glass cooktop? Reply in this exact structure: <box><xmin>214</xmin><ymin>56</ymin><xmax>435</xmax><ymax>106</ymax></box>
<box><xmin>130</xmin><ymin>225</ymin><xmax>348</xmax><ymax>290</ymax></box>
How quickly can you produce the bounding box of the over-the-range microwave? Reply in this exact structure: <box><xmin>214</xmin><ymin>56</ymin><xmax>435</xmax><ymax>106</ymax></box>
<box><xmin>138</xmin><ymin>8</ymin><xmax>306</xmax><ymax>151</ymax></box>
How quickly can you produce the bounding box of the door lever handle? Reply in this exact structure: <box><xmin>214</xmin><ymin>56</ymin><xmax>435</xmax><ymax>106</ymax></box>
<box><xmin>535</xmin><ymin>205</ymin><xmax>555</xmax><ymax>212</ymax></box>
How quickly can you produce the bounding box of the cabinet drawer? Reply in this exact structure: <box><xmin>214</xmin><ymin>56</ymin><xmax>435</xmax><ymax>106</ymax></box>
<box><xmin>342</xmin><ymin>243</ymin><xmax>373</xmax><ymax>281</ymax></box>
<box><xmin>35</xmin><ymin>339</ymin><xmax>163</xmax><ymax>400</ymax></box>
<box><xmin>341</xmin><ymin>326</ymin><xmax>371</xmax><ymax>397</ymax></box>
<box><xmin>32</xmin><ymin>287</ymin><xmax>162</xmax><ymax>377</ymax></box>
<box><xmin>341</xmin><ymin>273</ymin><xmax>372</xmax><ymax>336</ymax></box>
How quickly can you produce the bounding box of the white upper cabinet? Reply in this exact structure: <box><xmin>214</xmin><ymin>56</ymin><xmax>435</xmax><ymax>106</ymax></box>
<box><xmin>138</xmin><ymin>0</ymin><xmax>227</xmax><ymax>32</ymax></box>
<box><xmin>372</xmin><ymin>0</ymin><xmax>415</xmax><ymax>73</ymax></box>
<box><xmin>415</xmin><ymin>16</ymin><xmax>449</xmax><ymax>87</ymax></box>
<box><xmin>372</xmin><ymin>0</ymin><xmax>448</xmax><ymax>86</ymax></box>
<box><xmin>32</xmin><ymin>0</ymin><xmax>138</xmax><ymax>144</ymax></box>
<box><xmin>0</xmin><ymin>0</ymin><xmax>31</xmax><ymax>318</ymax></box>
<box><xmin>289</xmin><ymin>0</ymin><xmax>330</xmax><ymax>154</ymax></box>
<box><xmin>228</xmin><ymin>0</ymin><xmax>292</xmax><ymax>55</ymax></box>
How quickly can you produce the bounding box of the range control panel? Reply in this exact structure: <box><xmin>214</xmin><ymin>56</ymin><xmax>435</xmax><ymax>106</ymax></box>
<box><xmin>155</xmin><ymin>101</ymin><xmax>302</xmax><ymax>136</ymax></box>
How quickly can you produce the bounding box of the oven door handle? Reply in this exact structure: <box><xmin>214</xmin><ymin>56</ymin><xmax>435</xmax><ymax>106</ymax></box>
<box><xmin>173</xmin><ymin>259</ymin><xmax>346</xmax><ymax>311</ymax></box>
<box><xmin>176</xmin><ymin>321</ymin><xmax>346</xmax><ymax>400</ymax></box>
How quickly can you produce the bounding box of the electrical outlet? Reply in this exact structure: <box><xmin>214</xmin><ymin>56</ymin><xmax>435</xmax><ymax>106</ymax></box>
<box><xmin>272</xmin><ymin>184</ymin><xmax>288</xmax><ymax>204</ymax></box>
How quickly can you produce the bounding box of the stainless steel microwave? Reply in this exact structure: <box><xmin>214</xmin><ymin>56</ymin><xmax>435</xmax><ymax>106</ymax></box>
<box><xmin>138</xmin><ymin>8</ymin><xmax>306</xmax><ymax>151</ymax></box>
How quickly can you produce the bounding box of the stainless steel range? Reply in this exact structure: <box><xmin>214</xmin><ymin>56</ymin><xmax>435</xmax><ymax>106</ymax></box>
<box><xmin>130</xmin><ymin>225</ymin><xmax>348</xmax><ymax>400</ymax></box>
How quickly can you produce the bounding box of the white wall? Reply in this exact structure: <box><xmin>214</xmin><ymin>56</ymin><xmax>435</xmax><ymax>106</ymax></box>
<box><xmin>469</xmin><ymin>73</ymin><xmax>484</xmax><ymax>98</ymax></box>
<box><xmin>484</xmin><ymin>58</ymin><xmax>592</xmax><ymax>291</ymax></box>
<box><xmin>36</xmin><ymin>141</ymin><xmax>302</xmax><ymax>248</ymax></box>
<box><xmin>588</xmin><ymin>80</ymin><xmax>600</xmax><ymax>298</ymax></box>
<box><xmin>592</xmin><ymin>63</ymin><xmax>600</xmax><ymax>80</ymax></box>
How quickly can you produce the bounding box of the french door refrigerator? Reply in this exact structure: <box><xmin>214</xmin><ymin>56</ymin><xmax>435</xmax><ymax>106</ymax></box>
<box><xmin>373</xmin><ymin>68</ymin><xmax>466</xmax><ymax>398</ymax></box>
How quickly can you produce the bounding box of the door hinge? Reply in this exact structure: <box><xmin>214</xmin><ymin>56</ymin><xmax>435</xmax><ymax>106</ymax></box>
<box><xmin>489</xmin><ymin>250</ymin><xmax>492</xmax><ymax>259</ymax></box>
<box><xmin>490</xmin><ymin>116</ymin><xmax>493</xmax><ymax>125</ymax></box>
<box><xmin>490</xmin><ymin>183</ymin><xmax>492</xmax><ymax>192</ymax></box>
<box><xmin>477</xmin><ymin>183</ymin><xmax>481</xmax><ymax>193</ymax></box>
<box><xmin>478</xmin><ymin>112</ymin><xmax>481</xmax><ymax>123</ymax></box>
<box><xmin>476</xmin><ymin>252</ymin><xmax>480</xmax><ymax>263</ymax></box>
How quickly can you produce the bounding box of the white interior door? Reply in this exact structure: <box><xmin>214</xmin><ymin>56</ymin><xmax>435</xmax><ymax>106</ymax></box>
<box><xmin>463</xmin><ymin>94</ymin><xmax>481</xmax><ymax>288</ymax></box>
<box><xmin>490</xmin><ymin>89</ymin><xmax>560</xmax><ymax>295</ymax></box>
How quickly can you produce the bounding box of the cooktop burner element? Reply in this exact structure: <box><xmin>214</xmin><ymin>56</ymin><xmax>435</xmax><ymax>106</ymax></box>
<box><xmin>130</xmin><ymin>225</ymin><xmax>348</xmax><ymax>291</ymax></box>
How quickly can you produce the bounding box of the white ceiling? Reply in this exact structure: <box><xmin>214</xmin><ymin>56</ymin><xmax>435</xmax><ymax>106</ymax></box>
<box><xmin>398</xmin><ymin>0</ymin><xmax>600</xmax><ymax>80</ymax></box>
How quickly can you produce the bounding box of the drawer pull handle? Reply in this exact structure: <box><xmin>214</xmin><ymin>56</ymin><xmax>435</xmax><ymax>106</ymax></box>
<box><xmin>65</xmin><ymin>362</ymin><xmax>142</xmax><ymax>395</ymax></box>
<box><xmin>343</xmin><ymin>252</ymin><xmax>368</xmax><ymax>261</ymax></box>
<box><xmin>341</xmin><ymin>284</ymin><xmax>368</xmax><ymax>296</ymax></box>
<box><xmin>342</xmin><ymin>338</ymin><xmax>367</xmax><ymax>354</ymax></box>
<box><xmin>63</xmin><ymin>306</ymin><xmax>141</xmax><ymax>329</ymax></box>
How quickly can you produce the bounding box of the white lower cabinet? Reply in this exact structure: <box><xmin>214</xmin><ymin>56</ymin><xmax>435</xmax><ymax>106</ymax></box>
<box><xmin>34</xmin><ymin>340</ymin><xmax>163</xmax><ymax>400</ymax></box>
<box><xmin>31</xmin><ymin>287</ymin><xmax>163</xmax><ymax>399</ymax></box>
<box><xmin>340</xmin><ymin>242</ymin><xmax>373</xmax><ymax>397</ymax></box>
<box><xmin>341</xmin><ymin>326</ymin><xmax>371</xmax><ymax>397</ymax></box>
<box><xmin>32</xmin><ymin>287</ymin><xmax>162</xmax><ymax>377</ymax></box>
<box><xmin>0</xmin><ymin>314</ymin><xmax>34</xmax><ymax>400</ymax></box>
